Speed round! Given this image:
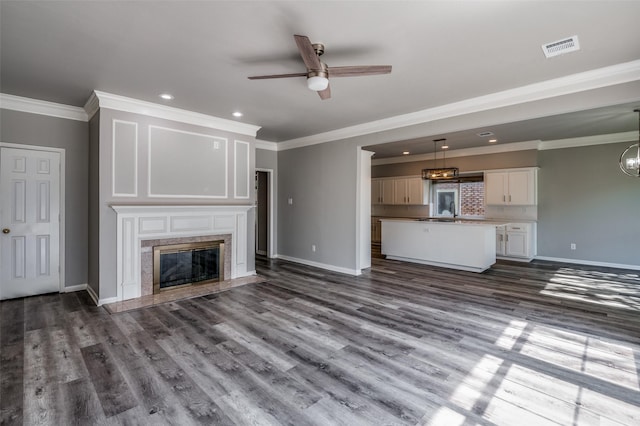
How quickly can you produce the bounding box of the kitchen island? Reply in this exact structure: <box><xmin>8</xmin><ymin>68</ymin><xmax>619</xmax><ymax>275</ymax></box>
<box><xmin>380</xmin><ymin>218</ymin><xmax>503</xmax><ymax>272</ymax></box>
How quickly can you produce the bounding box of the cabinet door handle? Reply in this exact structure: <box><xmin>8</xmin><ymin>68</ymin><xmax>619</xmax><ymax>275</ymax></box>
<box><xmin>509</xmin><ymin>195</ymin><xmax>512</xmax><ymax>202</ymax></box>
<box><xmin>506</xmin><ymin>235</ymin><xmax>509</xmax><ymax>242</ymax></box>
<box><xmin>503</xmin><ymin>195</ymin><xmax>506</xmax><ymax>202</ymax></box>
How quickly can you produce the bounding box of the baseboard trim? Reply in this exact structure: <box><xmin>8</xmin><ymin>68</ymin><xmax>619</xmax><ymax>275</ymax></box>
<box><xmin>274</xmin><ymin>254</ymin><xmax>361</xmax><ymax>276</ymax></box>
<box><xmin>63</xmin><ymin>283</ymin><xmax>87</xmax><ymax>293</ymax></box>
<box><xmin>535</xmin><ymin>256</ymin><xmax>640</xmax><ymax>271</ymax></box>
<box><xmin>99</xmin><ymin>296</ymin><xmax>119</xmax><ymax>306</ymax></box>
<box><xmin>236</xmin><ymin>270</ymin><xmax>257</xmax><ymax>278</ymax></box>
<box><xmin>86</xmin><ymin>285</ymin><xmax>99</xmax><ymax>306</ymax></box>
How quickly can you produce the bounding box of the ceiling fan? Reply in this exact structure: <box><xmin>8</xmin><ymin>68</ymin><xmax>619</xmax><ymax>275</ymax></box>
<box><xmin>248</xmin><ymin>35</ymin><xmax>392</xmax><ymax>100</ymax></box>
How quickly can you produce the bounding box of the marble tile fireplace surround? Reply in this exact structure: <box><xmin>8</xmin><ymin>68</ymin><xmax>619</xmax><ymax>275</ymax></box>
<box><xmin>112</xmin><ymin>205</ymin><xmax>252</xmax><ymax>302</ymax></box>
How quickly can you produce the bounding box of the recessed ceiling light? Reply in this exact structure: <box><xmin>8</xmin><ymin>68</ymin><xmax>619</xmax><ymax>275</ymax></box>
<box><xmin>441</xmin><ymin>145</ymin><xmax>449</xmax><ymax>149</ymax></box>
<box><xmin>488</xmin><ymin>139</ymin><xmax>497</xmax><ymax>143</ymax></box>
<box><xmin>232</xmin><ymin>111</ymin><xmax>243</xmax><ymax>118</ymax></box>
<box><xmin>159</xmin><ymin>93</ymin><xmax>174</xmax><ymax>100</ymax></box>
<box><xmin>402</xmin><ymin>151</ymin><xmax>410</xmax><ymax>155</ymax></box>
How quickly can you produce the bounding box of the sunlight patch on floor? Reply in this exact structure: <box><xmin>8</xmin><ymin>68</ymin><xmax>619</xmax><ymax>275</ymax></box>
<box><xmin>541</xmin><ymin>268</ymin><xmax>640</xmax><ymax>311</ymax></box>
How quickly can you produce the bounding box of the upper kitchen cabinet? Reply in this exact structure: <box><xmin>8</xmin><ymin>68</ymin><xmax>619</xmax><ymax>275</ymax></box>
<box><xmin>372</xmin><ymin>178</ymin><xmax>395</xmax><ymax>205</ymax></box>
<box><xmin>394</xmin><ymin>177</ymin><xmax>428</xmax><ymax>205</ymax></box>
<box><xmin>485</xmin><ymin>168</ymin><xmax>537</xmax><ymax>206</ymax></box>
<box><xmin>372</xmin><ymin>176</ymin><xmax>428</xmax><ymax>205</ymax></box>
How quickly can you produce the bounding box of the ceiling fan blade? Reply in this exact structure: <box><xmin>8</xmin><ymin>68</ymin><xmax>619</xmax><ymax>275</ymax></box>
<box><xmin>318</xmin><ymin>84</ymin><xmax>331</xmax><ymax>100</ymax></box>
<box><xmin>328</xmin><ymin>65</ymin><xmax>392</xmax><ymax>77</ymax></box>
<box><xmin>248</xmin><ymin>72</ymin><xmax>308</xmax><ymax>80</ymax></box>
<box><xmin>294</xmin><ymin>34</ymin><xmax>322</xmax><ymax>70</ymax></box>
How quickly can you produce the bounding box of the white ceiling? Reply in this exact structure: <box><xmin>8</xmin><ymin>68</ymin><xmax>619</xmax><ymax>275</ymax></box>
<box><xmin>1</xmin><ymin>1</ymin><xmax>639</xmax><ymax>156</ymax></box>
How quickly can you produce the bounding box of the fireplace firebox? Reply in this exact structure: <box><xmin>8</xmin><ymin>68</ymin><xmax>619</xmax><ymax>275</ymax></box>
<box><xmin>153</xmin><ymin>240</ymin><xmax>224</xmax><ymax>293</ymax></box>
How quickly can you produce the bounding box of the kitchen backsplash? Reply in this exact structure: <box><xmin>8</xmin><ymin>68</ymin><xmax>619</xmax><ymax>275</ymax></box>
<box><xmin>372</xmin><ymin>204</ymin><xmax>431</xmax><ymax>218</ymax></box>
<box><xmin>372</xmin><ymin>204</ymin><xmax>537</xmax><ymax>221</ymax></box>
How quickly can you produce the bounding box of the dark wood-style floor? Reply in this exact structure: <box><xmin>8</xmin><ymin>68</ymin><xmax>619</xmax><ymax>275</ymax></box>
<box><xmin>1</xmin><ymin>257</ymin><xmax>639</xmax><ymax>425</ymax></box>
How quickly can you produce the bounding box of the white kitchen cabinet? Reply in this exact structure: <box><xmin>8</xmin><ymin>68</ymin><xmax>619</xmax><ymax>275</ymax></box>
<box><xmin>485</xmin><ymin>168</ymin><xmax>537</xmax><ymax>205</ymax></box>
<box><xmin>497</xmin><ymin>222</ymin><xmax>536</xmax><ymax>260</ymax></box>
<box><xmin>496</xmin><ymin>225</ymin><xmax>506</xmax><ymax>256</ymax></box>
<box><xmin>393</xmin><ymin>177</ymin><xmax>428</xmax><ymax>205</ymax></box>
<box><xmin>373</xmin><ymin>176</ymin><xmax>428</xmax><ymax>205</ymax></box>
<box><xmin>372</xmin><ymin>178</ymin><xmax>395</xmax><ymax>204</ymax></box>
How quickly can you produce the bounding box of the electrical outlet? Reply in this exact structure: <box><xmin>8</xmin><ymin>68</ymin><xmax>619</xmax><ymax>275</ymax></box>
<box><xmin>288</xmin><ymin>197</ymin><xmax>293</xmax><ymax>205</ymax></box>
<box><xmin>570</xmin><ymin>243</ymin><xmax>576</xmax><ymax>250</ymax></box>
<box><xmin>312</xmin><ymin>244</ymin><xmax>316</xmax><ymax>252</ymax></box>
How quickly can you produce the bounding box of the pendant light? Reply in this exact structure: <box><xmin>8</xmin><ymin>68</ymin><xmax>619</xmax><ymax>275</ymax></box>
<box><xmin>619</xmin><ymin>109</ymin><xmax>640</xmax><ymax>177</ymax></box>
<box><xmin>422</xmin><ymin>138</ymin><xmax>459</xmax><ymax>180</ymax></box>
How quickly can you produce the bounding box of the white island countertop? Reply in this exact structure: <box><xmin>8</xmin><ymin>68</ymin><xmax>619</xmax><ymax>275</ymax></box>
<box><xmin>380</xmin><ymin>218</ymin><xmax>504</xmax><ymax>272</ymax></box>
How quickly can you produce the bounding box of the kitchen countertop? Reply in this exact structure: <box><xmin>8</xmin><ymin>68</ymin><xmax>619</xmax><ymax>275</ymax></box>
<box><xmin>379</xmin><ymin>217</ymin><xmax>510</xmax><ymax>226</ymax></box>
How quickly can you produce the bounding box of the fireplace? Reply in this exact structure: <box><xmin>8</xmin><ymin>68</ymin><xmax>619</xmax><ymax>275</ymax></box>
<box><xmin>111</xmin><ymin>205</ymin><xmax>251</xmax><ymax>303</ymax></box>
<box><xmin>153</xmin><ymin>240</ymin><xmax>224</xmax><ymax>293</ymax></box>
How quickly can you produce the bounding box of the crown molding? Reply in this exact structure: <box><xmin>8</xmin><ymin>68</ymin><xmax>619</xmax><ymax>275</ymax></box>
<box><xmin>85</xmin><ymin>91</ymin><xmax>261</xmax><ymax>137</ymax></box>
<box><xmin>538</xmin><ymin>131</ymin><xmax>637</xmax><ymax>150</ymax></box>
<box><xmin>278</xmin><ymin>60</ymin><xmax>640</xmax><ymax>151</ymax></box>
<box><xmin>0</xmin><ymin>93</ymin><xmax>88</xmax><ymax>121</ymax></box>
<box><xmin>255</xmin><ymin>139</ymin><xmax>279</xmax><ymax>151</ymax></box>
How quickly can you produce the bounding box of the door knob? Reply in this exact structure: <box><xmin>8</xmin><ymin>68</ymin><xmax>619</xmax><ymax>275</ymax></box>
<box><xmin>2</xmin><ymin>228</ymin><xmax>10</xmax><ymax>234</ymax></box>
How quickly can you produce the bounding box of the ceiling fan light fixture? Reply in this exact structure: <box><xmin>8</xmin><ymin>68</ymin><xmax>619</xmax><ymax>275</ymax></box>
<box><xmin>307</xmin><ymin>75</ymin><xmax>329</xmax><ymax>91</ymax></box>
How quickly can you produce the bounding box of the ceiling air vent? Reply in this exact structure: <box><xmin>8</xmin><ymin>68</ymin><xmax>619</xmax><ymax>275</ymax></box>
<box><xmin>542</xmin><ymin>35</ymin><xmax>580</xmax><ymax>58</ymax></box>
<box><xmin>477</xmin><ymin>131</ymin><xmax>494</xmax><ymax>137</ymax></box>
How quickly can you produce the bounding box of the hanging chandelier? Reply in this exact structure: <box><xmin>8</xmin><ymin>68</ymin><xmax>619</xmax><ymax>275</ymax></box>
<box><xmin>422</xmin><ymin>138</ymin><xmax>459</xmax><ymax>180</ymax></box>
<box><xmin>619</xmin><ymin>109</ymin><xmax>640</xmax><ymax>177</ymax></box>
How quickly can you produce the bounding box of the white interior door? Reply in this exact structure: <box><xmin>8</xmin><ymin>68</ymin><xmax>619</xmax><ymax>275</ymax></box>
<box><xmin>0</xmin><ymin>147</ymin><xmax>61</xmax><ymax>300</ymax></box>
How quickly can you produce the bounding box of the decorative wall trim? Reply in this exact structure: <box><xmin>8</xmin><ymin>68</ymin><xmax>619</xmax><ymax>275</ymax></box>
<box><xmin>112</xmin><ymin>120</ymin><xmax>138</xmax><ymax>197</ymax></box>
<box><xmin>0</xmin><ymin>93</ymin><xmax>88</xmax><ymax>121</ymax></box>
<box><xmin>147</xmin><ymin>125</ymin><xmax>228</xmax><ymax>198</ymax></box>
<box><xmin>277</xmin><ymin>60</ymin><xmax>640</xmax><ymax>151</ymax></box>
<box><xmin>274</xmin><ymin>254</ymin><xmax>362</xmax><ymax>276</ymax></box>
<box><xmin>234</xmin><ymin>140</ymin><xmax>251</xmax><ymax>199</ymax></box>
<box><xmin>85</xmin><ymin>91</ymin><xmax>261</xmax><ymax>137</ymax></box>
<box><xmin>535</xmin><ymin>256</ymin><xmax>640</xmax><ymax>271</ymax></box>
<box><xmin>111</xmin><ymin>205</ymin><xmax>252</xmax><ymax>302</ymax></box>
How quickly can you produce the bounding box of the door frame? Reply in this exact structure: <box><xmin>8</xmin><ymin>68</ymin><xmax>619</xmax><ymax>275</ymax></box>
<box><xmin>0</xmin><ymin>142</ymin><xmax>66</xmax><ymax>293</ymax></box>
<box><xmin>255</xmin><ymin>168</ymin><xmax>274</xmax><ymax>258</ymax></box>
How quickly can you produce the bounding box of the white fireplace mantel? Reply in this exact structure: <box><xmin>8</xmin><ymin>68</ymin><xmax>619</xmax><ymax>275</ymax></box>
<box><xmin>112</xmin><ymin>204</ymin><xmax>253</xmax><ymax>302</ymax></box>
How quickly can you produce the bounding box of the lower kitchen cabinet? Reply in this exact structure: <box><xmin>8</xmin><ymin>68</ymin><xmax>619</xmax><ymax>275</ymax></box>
<box><xmin>496</xmin><ymin>222</ymin><xmax>536</xmax><ymax>261</ymax></box>
<box><xmin>371</xmin><ymin>217</ymin><xmax>382</xmax><ymax>243</ymax></box>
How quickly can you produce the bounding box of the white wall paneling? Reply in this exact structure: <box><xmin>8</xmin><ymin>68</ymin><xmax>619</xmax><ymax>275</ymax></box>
<box><xmin>234</xmin><ymin>140</ymin><xmax>250</xmax><ymax>199</ymax></box>
<box><xmin>147</xmin><ymin>126</ymin><xmax>228</xmax><ymax>198</ymax></box>
<box><xmin>112</xmin><ymin>120</ymin><xmax>138</xmax><ymax>197</ymax></box>
<box><xmin>112</xmin><ymin>205</ymin><xmax>252</xmax><ymax>302</ymax></box>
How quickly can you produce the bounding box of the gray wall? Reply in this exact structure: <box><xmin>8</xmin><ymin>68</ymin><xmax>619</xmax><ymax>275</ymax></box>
<box><xmin>277</xmin><ymin>139</ymin><xmax>359</xmax><ymax>270</ymax></box>
<box><xmin>256</xmin><ymin>148</ymin><xmax>278</xmax><ymax>256</ymax></box>
<box><xmin>0</xmin><ymin>108</ymin><xmax>89</xmax><ymax>288</ymax></box>
<box><xmin>537</xmin><ymin>142</ymin><xmax>640</xmax><ymax>266</ymax></box>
